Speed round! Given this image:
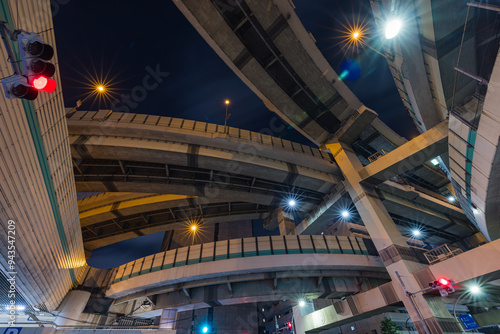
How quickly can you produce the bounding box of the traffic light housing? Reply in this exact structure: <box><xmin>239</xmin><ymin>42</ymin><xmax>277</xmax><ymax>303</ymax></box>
<box><xmin>1</xmin><ymin>75</ymin><xmax>38</xmax><ymax>100</ymax></box>
<box><xmin>287</xmin><ymin>322</ymin><xmax>293</xmax><ymax>330</ymax></box>
<box><xmin>429</xmin><ymin>277</ymin><xmax>455</xmax><ymax>297</ymax></box>
<box><xmin>17</xmin><ymin>32</ymin><xmax>57</xmax><ymax>93</ymax></box>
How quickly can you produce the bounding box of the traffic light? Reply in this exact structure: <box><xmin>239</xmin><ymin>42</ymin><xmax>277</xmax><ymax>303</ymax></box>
<box><xmin>1</xmin><ymin>75</ymin><xmax>38</xmax><ymax>100</ymax></box>
<box><xmin>287</xmin><ymin>322</ymin><xmax>293</xmax><ymax>330</ymax></box>
<box><xmin>429</xmin><ymin>277</ymin><xmax>455</xmax><ymax>297</ymax></box>
<box><xmin>17</xmin><ymin>32</ymin><xmax>57</xmax><ymax>93</ymax></box>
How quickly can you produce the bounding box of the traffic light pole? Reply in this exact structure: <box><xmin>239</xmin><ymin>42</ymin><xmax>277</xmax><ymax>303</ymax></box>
<box><xmin>0</xmin><ymin>20</ymin><xmax>22</xmax><ymax>75</ymax></box>
<box><xmin>395</xmin><ymin>271</ymin><xmax>431</xmax><ymax>334</ymax></box>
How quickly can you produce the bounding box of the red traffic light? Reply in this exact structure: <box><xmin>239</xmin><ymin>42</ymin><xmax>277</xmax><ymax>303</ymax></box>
<box><xmin>438</xmin><ymin>278</ymin><xmax>450</xmax><ymax>286</ymax></box>
<box><xmin>287</xmin><ymin>322</ymin><xmax>292</xmax><ymax>330</ymax></box>
<box><xmin>32</xmin><ymin>76</ymin><xmax>57</xmax><ymax>93</ymax></box>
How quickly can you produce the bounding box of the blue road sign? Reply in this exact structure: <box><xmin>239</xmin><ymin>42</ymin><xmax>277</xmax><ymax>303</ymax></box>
<box><xmin>458</xmin><ymin>314</ymin><xmax>479</xmax><ymax>330</ymax></box>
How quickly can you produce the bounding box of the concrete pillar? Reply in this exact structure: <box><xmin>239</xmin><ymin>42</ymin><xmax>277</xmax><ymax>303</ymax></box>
<box><xmin>54</xmin><ymin>290</ymin><xmax>91</xmax><ymax>326</ymax></box>
<box><xmin>278</xmin><ymin>209</ymin><xmax>295</xmax><ymax>235</ymax></box>
<box><xmin>326</xmin><ymin>142</ymin><xmax>461</xmax><ymax>334</ymax></box>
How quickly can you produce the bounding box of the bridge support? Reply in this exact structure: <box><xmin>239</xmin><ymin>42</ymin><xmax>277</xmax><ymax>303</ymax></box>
<box><xmin>326</xmin><ymin>142</ymin><xmax>461</xmax><ymax>334</ymax></box>
<box><xmin>54</xmin><ymin>290</ymin><xmax>91</xmax><ymax>326</ymax></box>
<box><xmin>278</xmin><ymin>209</ymin><xmax>296</xmax><ymax>235</ymax></box>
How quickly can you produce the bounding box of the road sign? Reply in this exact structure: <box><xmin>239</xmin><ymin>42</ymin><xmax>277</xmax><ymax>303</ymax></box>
<box><xmin>458</xmin><ymin>314</ymin><xmax>479</xmax><ymax>330</ymax></box>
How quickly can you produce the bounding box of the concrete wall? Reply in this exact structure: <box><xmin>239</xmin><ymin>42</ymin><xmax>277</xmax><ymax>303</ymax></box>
<box><xmin>0</xmin><ymin>0</ymin><xmax>84</xmax><ymax>312</ymax></box>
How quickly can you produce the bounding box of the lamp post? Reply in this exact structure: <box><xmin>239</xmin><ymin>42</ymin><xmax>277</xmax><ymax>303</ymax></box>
<box><xmin>66</xmin><ymin>85</ymin><xmax>106</xmax><ymax>118</ymax></box>
<box><xmin>291</xmin><ymin>300</ymin><xmax>306</xmax><ymax>334</ymax></box>
<box><xmin>452</xmin><ymin>285</ymin><xmax>481</xmax><ymax>334</ymax></box>
<box><xmin>224</xmin><ymin>99</ymin><xmax>230</xmax><ymax>134</ymax></box>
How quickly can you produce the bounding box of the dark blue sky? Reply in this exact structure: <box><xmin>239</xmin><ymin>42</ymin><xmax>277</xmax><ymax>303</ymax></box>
<box><xmin>53</xmin><ymin>0</ymin><xmax>418</xmax><ymax>267</ymax></box>
<box><xmin>54</xmin><ymin>0</ymin><xmax>418</xmax><ymax>144</ymax></box>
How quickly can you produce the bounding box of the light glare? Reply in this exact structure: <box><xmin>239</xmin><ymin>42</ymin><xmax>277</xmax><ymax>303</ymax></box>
<box><xmin>289</xmin><ymin>199</ymin><xmax>296</xmax><ymax>207</ymax></box>
<box><xmin>431</xmin><ymin>158</ymin><xmax>439</xmax><ymax>166</ymax></box>
<box><xmin>385</xmin><ymin>18</ymin><xmax>402</xmax><ymax>39</ymax></box>
<box><xmin>299</xmin><ymin>299</ymin><xmax>306</xmax><ymax>307</ymax></box>
<box><xmin>412</xmin><ymin>229</ymin><xmax>421</xmax><ymax>237</ymax></box>
<box><xmin>469</xmin><ymin>285</ymin><xmax>480</xmax><ymax>294</ymax></box>
<box><xmin>448</xmin><ymin>196</ymin><xmax>456</xmax><ymax>202</ymax></box>
<box><xmin>341</xmin><ymin>210</ymin><xmax>350</xmax><ymax>218</ymax></box>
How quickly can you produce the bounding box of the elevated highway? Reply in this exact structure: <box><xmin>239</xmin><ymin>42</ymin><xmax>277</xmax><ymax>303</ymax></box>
<box><xmin>68</xmin><ymin>110</ymin><xmax>340</xmax><ymax>210</ymax></box>
<box><xmin>78</xmin><ymin>235</ymin><xmax>389</xmax><ymax>316</ymax></box>
<box><xmin>172</xmin><ymin>0</ymin><xmax>370</xmax><ymax>145</ymax></box>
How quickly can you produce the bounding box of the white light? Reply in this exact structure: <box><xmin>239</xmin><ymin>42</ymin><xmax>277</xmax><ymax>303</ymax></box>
<box><xmin>412</xmin><ymin>229</ymin><xmax>421</xmax><ymax>237</ymax></box>
<box><xmin>472</xmin><ymin>208</ymin><xmax>479</xmax><ymax>214</ymax></box>
<box><xmin>448</xmin><ymin>196</ymin><xmax>456</xmax><ymax>202</ymax></box>
<box><xmin>341</xmin><ymin>210</ymin><xmax>350</xmax><ymax>218</ymax></box>
<box><xmin>469</xmin><ymin>285</ymin><xmax>481</xmax><ymax>294</ymax></box>
<box><xmin>17</xmin><ymin>306</ymin><xmax>25</xmax><ymax>311</ymax></box>
<box><xmin>299</xmin><ymin>300</ymin><xmax>306</xmax><ymax>307</ymax></box>
<box><xmin>385</xmin><ymin>18</ymin><xmax>402</xmax><ymax>39</ymax></box>
<box><xmin>288</xmin><ymin>199</ymin><xmax>296</xmax><ymax>207</ymax></box>
<box><xmin>431</xmin><ymin>158</ymin><xmax>439</xmax><ymax>166</ymax></box>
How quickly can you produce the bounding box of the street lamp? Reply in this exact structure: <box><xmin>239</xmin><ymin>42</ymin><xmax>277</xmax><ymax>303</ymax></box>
<box><xmin>341</xmin><ymin>210</ymin><xmax>350</xmax><ymax>219</ymax></box>
<box><xmin>291</xmin><ymin>300</ymin><xmax>306</xmax><ymax>334</ymax></box>
<box><xmin>385</xmin><ymin>18</ymin><xmax>402</xmax><ymax>39</ymax></box>
<box><xmin>66</xmin><ymin>84</ymin><xmax>107</xmax><ymax>118</ymax></box>
<box><xmin>224</xmin><ymin>99</ymin><xmax>231</xmax><ymax>133</ymax></box>
<box><xmin>453</xmin><ymin>285</ymin><xmax>481</xmax><ymax>334</ymax></box>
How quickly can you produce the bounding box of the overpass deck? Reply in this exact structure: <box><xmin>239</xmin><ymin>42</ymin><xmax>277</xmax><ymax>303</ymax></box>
<box><xmin>106</xmin><ymin>235</ymin><xmax>379</xmax><ymax>299</ymax></box>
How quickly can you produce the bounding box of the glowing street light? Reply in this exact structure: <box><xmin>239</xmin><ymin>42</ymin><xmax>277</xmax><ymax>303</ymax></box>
<box><xmin>341</xmin><ymin>210</ymin><xmax>350</xmax><ymax>218</ymax></box>
<box><xmin>191</xmin><ymin>224</ymin><xmax>197</xmax><ymax>232</ymax></box>
<box><xmin>412</xmin><ymin>229</ymin><xmax>421</xmax><ymax>237</ymax></box>
<box><xmin>298</xmin><ymin>299</ymin><xmax>306</xmax><ymax>307</ymax></box>
<box><xmin>448</xmin><ymin>196</ymin><xmax>456</xmax><ymax>202</ymax></box>
<box><xmin>97</xmin><ymin>85</ymin><xmax>105</xmax><ymax>92</ymax></box>
<box><xmin>453</xmin><ymin>284</ymin><xmax>482</xmax><ymax>330</ymax></box>
<box><xmin>288</xmin><ymin>199</ymin><xmax>296</xmax><ymax>207</ymax></box>
<box><xmin>469</xmin><ymin>285</ymin><xmax>481</xmax><ymax>294</ymax></box>
<box><xmin>352</xmin><ymin>31</ymin><xmax>360</xmax><ymax>40</ymax></box>
<box><xmin>385</xmin><ymin>18</ymin><xmax>402</xmax><ymax>39</ymax></box>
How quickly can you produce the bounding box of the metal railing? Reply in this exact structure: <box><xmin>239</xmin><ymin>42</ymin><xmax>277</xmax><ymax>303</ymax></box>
<box><xmin>423</xmin><ymin>244</ymin><xmax>463</xmax><ymax>264</ymax></box>
<box><xmin>368</xmin><ymin>149</ymin><xmax>389</xmax><ymax>162</ymax></box>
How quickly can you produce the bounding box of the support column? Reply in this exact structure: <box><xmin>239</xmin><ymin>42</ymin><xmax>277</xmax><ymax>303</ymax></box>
<box><xmin>326</xmin><ymin>142</ymin><xmax>461</xmax><ymax>334</ymax></box>
<box><xmin>54</xmin><ymin>290</ymin><xmax>91</xmax><ymax>326</ymax></box>
<box><xmin>278</xmin><ymin>209</ymin><xmax>295</xmax><ymax>235</ymax></box>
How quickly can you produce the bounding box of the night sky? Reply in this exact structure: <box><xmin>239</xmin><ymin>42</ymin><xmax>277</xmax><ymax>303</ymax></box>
<box><xmin>53</xmin><ymin>0</ymin><xmax>419</xmax><ymax>267</ymax></box>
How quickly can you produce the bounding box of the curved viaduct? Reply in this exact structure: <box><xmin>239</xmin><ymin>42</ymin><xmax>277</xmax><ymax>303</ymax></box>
<box><xmin>80</xmin><ymin>235</ymin><xmax>389</xmax><ymax>315</ymax></box>
<box><xmin>69</xmin><ymin>110</ymin><xmax>345</xmax><ymax>249</ymax></box>
<box><xmin>68</xmin><ymin>110</ymin><xmax>340</xmax><ymax>203</ymax></box>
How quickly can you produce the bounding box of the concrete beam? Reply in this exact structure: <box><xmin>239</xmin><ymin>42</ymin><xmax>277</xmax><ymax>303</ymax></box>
<box><xmin>294</xmin><ymin>183</ymin><xmax>347</xmax><ymax>235</ymax></box>
<box><xmin>358</xmin><ymin>121</ymin><xmax>449</xmax><ymax>185</ymax></box>
<box><xmin>301</xmin><ymin>282</ymin><xmax>401</xmax><ymax>333</ymax></box>
<box><xmin>414</xmin><ymin>237</ymin><xmax>500</xmax><ymax>288</ymax></box>
<box><xmin>326</xmin><ymin>106</ymin><xmax>378</xmax><ymax>145</ymax></box>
